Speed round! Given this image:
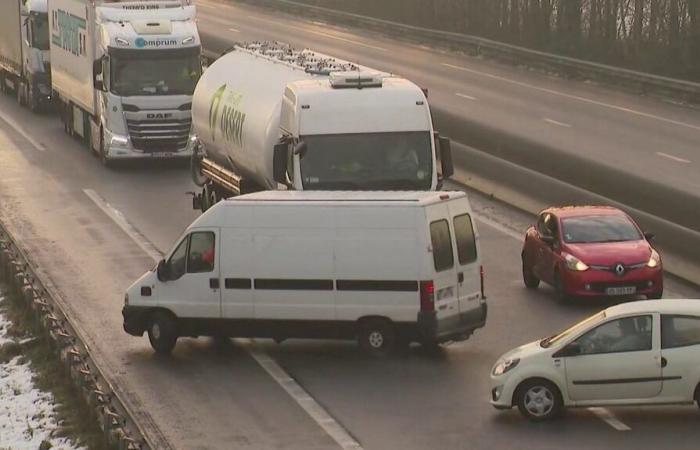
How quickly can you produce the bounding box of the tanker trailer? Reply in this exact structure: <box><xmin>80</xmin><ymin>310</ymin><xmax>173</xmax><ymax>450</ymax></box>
<box><xmin>190</xmin><ymin>42</ymin><xmax>453</xmax><ymax>211</ymax></box>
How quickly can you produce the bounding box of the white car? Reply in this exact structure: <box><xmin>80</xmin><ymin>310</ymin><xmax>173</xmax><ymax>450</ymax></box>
<box><xmin>490</xmin><ymin>299</ymin><xmax>700</xmax><ymax>421</ymax></box>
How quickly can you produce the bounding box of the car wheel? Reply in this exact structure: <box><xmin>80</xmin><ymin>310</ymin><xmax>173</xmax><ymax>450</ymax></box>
<box><xmin>522</xmin><ymin>258</ymin><xmax>540</xmax><ymax>289</ymax></box>
<box><xmin>358</xmin><ymin>319</ymin><xmax>395</xmax><ymax>357</ymax></box>
<box><xmin>647</xmin><ymin>290</ymin><xmax>663</xmax><ymax>300</ymax></box>
<box><xmin>554</xmin><ymin>271</ymin><xmax>569</xmax><ymax>304</ymax></box>
<box><xmin>147</xmin><ymin>312</ymin><xmax>178</xmax><ymax>355</ymax></box>
<box><xmin>516</xmin><ymin>379</ymin><xmax>563</xmax><ymax>421</ymax></box>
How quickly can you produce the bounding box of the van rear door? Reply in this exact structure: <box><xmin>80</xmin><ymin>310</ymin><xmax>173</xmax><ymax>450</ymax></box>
<box><xmin>448</xmin><ymin>205</ymin><xmax>482</xmax><ymax>316</ymax></box>
<box><xmin>426</xmin><ymin>206</ymin><xmax>460</xmax><ymax>322</ymax></box>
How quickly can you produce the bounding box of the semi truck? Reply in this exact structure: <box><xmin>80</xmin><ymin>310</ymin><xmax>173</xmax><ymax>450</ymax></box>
<box><xmin>0</xmin><ymin>0</ymin><xmax>52</xmax><ymax>111</ymax></box>
<box><xmin>48</xmin><ymin>0</ymin><xmax>201</xmax><ymax>165</ymax></box>
<box><xmin>190</xmin><ymin>42</ymin><xmax>454</xmax><ymax>211</ymax></box>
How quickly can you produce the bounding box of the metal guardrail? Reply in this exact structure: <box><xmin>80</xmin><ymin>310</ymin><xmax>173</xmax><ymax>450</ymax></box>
<box><xmin>231</xmin><ymin>0</ymin><xmax>700</xmax><ymax>103</ymax></box>
<box><xmin>0</xmin><ymin>223</ymin><xmax>153</xmax><ymax>450</ymax></box>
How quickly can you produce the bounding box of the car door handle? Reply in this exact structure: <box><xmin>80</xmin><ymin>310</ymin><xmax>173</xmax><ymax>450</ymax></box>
<box><xmin>457</xmin><ymin>272</ymin><xmax>464</xmax><ymax>284</ymax></box>
<box><xmin>209</xmin><ymin>278</ymin><xmax>220</xmax><ymax>289</ymax></box>
<box><xmin>661</xmin><ymin>357</ymin><xmax>668</xmax><ymax>368</ymax></box>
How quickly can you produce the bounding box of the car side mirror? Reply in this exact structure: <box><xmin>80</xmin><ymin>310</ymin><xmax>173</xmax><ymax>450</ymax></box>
<box><xmin>540</xmin><ymin>234</ymin><xmax>555</xmax><ymax>245</ymax></box>
<box><xmin>437</xmin><ymin>136</ymin><xmax>454</xmax><ymax>179</ymax></box>
<box><xmin>643</xmin><ymin>231</ymin><xmax>655</xmax><ymax>241</ymax></box>
<box><xmin>293</xmin><ymin>141</ymin><xmax>308</xmax><ymax>159</ymax></box>
<box><xmin>156</xmin><ymin>259</ymin><xmax>170</xmax><ymax>282</ymax></box>
<box><xmin>273</xmin><ymin>143</ymin><xmax>289</xmax><ymax>185</ymax></box>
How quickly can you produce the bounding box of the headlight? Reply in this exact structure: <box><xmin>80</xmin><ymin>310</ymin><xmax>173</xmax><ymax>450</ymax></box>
<box><xmin>564</xmin><ymin>252</ymin><xmax>589</xmax><ymax>271</ymax></box>
<box><xmin>493</xmin><ymin>358</ymin><xmax>520</xmax><ymax>376</ymax></box>
<box><xmin>110</xmin><ymin>134</ymin><xmax>130</xmax><ymax>149</ymax></box>
<box><xmin>124</xmin><ymin>294</ymin><xmax>129</xmax><ymax>306</ymax></box>
<box><xmin>647</xmin><ymin>249</ymin><xmax>661</xmax><ymax>268</ymax></box>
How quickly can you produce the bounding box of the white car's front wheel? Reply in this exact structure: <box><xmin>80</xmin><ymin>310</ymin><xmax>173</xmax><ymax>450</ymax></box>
<box><xmin>515</xmin><ymin>379</ymin><xmax>563</xmax><ymax>421</ymax></box>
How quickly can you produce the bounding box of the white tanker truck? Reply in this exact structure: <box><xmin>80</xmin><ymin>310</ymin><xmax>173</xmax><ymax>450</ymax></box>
<box><xmin>190</xmin><ymin>42</ymin><xmax>453</xmax><ymax>211</ymax></box>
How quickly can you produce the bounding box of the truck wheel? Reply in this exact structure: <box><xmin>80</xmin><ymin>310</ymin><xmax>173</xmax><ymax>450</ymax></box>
<box><xmin>27</xmin><ymin>84</ymin><xmax>38</xmax><ymax>112</ymax></box>
<box><xmin>147</xmin><ymin>312</ymin><xmax>178</xmax><ymax>355</ymax></box>
<box><xmin>190</xmin><ymin>149</ymin><xmax>207</xmax><ymax>186</ymax></box>
<box><xmin>358</xmin><ymin>319</ymin><xmax>395</xmax><ymax>357</ymax></box>
<box><xmin>16</xmin><ymin>81</ymin><xmax>25</xmax><ymax>106</ymax></box>
<box><xmin>99</xmin><ymin>130</ymin><xmax>113</xmax><ymax>168</ymax></box>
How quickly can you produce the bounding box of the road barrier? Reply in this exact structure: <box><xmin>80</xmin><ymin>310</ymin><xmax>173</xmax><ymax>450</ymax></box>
<box><xmin>230</xmin><ymin>0</ymin><xmax>700</xmax><ymax>104</ymax></box>
<box><xmin>0</xmin><ymin>223</ymin><xmax>153</xmax><ymax>450</ymax></box>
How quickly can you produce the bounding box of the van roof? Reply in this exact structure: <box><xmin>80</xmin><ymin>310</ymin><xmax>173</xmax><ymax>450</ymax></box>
<box><xmin>225</xmin><ymin>190</ymin><xmax>466</xmax><ymax>206</ymax></box>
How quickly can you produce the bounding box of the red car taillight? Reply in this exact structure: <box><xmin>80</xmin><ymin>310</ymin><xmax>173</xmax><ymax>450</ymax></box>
<box><xmin>420</xmin><ymin>280</ymin><xmax>435</xmax><ymax>311</ymax></box>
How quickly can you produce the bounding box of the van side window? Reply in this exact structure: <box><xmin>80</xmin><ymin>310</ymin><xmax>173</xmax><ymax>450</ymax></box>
<box><xmin>168</xmin><ymin>236</ymin><xmax>189</xmax><ymax>280</ymax></box>
<box><xmin>188</xmin><ymin>232</ymin><xmax>215</xmax><ymax>273</ymax></box>
<box><xmin>454</xmin><ymin>214</ymin><xmax>477</xmax><ymax>264</ymax></box>
<box><xmin>430</xmin><ymin>220</ymin><xmax>454</xmax><ymax>272</ymax></box>
<box><xmin>661</xmin><ymin>315</ymin><xmax>700</xmax><ymax>349</ymax></box>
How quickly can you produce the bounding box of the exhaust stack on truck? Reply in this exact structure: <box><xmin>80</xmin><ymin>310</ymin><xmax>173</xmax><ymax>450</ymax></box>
<box><xmin>190</xmin><ymin>42</ymin><xmax>454</xmax><ymax>211</ymax></box>
<box><xmin>0</xmin><ymin>0</ymin><xmax>52</xmax><ymax>111</ymax></box>
<box><xmin>48</xmin><ymin>0</ymin><xmax>201</xmax><ymax>165</ymax></box>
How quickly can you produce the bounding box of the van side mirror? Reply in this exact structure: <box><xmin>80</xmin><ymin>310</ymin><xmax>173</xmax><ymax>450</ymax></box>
<box><xmin>438</xmin><ymin>136</ymin><xmax>453</xmax><ymax>179</ymax></box>
<box><xmin>156</xmin><ymin>259</ymin><xmax>170</xmax><ymax>282</ymax></box>
<box><xmin>273</xmin><ymin>143</ymin><xmax>289</xmax><ymax>185</ymax></box>
<box><xmin>644</xmin><ymin>231</ymin><xmax>655</xmax><ymax>241</ymax></box>
<box><xmin>293</xmin><ymin>141</ymin><xmax>308</xmax><ymax>159</ymax></box>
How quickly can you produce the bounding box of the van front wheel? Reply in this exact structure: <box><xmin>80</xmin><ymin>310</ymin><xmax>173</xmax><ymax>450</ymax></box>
<box><xmin>358</xmin><ymin>319</ymin><xmax>395</xmax><ymax>357</ymax></box>
<box><xmin>148</xmin><ymin>312</ymin><xmax>178</xmax><ymax>355</ymax></box>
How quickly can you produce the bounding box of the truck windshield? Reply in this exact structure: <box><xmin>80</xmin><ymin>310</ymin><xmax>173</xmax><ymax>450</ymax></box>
<box><xmin>110</xmin><ymin>48</ymin><xmax>201</xmax><ymax>97</ymax></box>
<box><xmin>299</xmin><ymin>131</ymin><xmax>433</xmax><ymax>190</ymax></box>
<box><xmin>30</xmin><ymin>14</ymin><xmax>50</xmax><ymax>51</ymax></box>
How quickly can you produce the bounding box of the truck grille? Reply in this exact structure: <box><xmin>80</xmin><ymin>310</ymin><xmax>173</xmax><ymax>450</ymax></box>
<box><xmin>126</xmin><ymin>118</ymin><xmax>191</xmax><ymax>152</ymax></box>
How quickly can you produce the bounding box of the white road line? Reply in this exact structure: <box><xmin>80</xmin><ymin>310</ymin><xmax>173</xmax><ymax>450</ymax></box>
<box><xmin>456</xmin><ymin>93</ymin><xmax>477</xmax><ymax>101</ymax></box>
<box><xmin>84</xmin><ymin>188</ymin><xmax>360</xmax><ymax>449</ymax></box>
<box><xmin>441</xmin><ymin>63</ymin><xmax>700</xmax><ymax>133</ymax></box>
<box><xmin>248</xmin><ymin>344</ymin><xmax>362</xmax><ymax>449</ymax></box>
<box><xmin>543</xmin><ymin>118</ymin><xmax>572</xmax><ymax>128</ymax></box>
<box><xmin>245</xmin><ymin>15</ymin><xmax>387</xmax><ymax>51</ymax></box>
<box><xmin>83</xmin><ymin>189</ymin><xmax>163</xmax><ymax>261</ymax></box>
<box><xmin>228</xmin><ymin>27</ymin><xmax>240</xmax><ymax>33</ymax></box>
<box><xmin>655</xmin><ymin>152</ymin><xmax>691</xmax><ymax>164</ymax></box>
<box><xmin>0</xmin><ymin>109</ymin><xmax>46</xmax><ymax>151</ymax></box>
<box><xmin>588</xmin><ymin>407</ymin><xmax>631</xmax><ymax>431</ymax></box>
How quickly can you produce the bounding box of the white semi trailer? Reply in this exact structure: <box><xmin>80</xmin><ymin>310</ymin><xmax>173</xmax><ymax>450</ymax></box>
<box><xmin>190</xmin><ymin>42</ymin><xmax>453</xmax><ymax>211</ymax></box>
<box><xmin>0</xmin><ymin>0</ymin><xmax>52</xmax><ymax>111</ymax></box>
<box><xmin>49</xmin><ymin>0</ymin><xmax>201</xmax><ymax>165</ymax></box>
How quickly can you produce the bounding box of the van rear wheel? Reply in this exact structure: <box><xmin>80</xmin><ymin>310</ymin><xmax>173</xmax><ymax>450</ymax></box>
<box><xmin>358</xmin><ymin>319</ymin><xmax>395</xmax><ymax>357</ymax></box>
<box><xmin>148</xmin><ymin>312</ymin><xmax>178</xmax><ymax>355</ymax></box>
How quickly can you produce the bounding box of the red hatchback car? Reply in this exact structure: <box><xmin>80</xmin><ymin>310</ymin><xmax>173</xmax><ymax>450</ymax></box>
<box><xmin>522</xmin><ymin>206</ymin><xmax>663</xmax><ymax>302</ymax></box>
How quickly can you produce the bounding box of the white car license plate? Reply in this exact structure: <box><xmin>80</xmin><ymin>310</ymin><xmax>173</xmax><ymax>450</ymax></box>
<box><xmin>606</xmin><ymin>286</ymin><xmax>636</xmax><ymax>295</ymax></box>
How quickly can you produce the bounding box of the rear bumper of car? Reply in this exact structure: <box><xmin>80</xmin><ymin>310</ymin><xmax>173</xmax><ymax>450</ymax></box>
<box><xmin>561</xmin><ymin>266</ymin><xmax>663</xmax><ymax>297</ymax></box>
<box><xmin>417</xmin><ymin>302</ymin><xmax>488</xmax><ymax>343</ymax></box>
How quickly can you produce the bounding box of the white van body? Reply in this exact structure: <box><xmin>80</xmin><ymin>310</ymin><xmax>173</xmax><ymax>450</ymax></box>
<box><xmin>123</xmin><ymin>191</ymin><xmax>487</xmax><ymax>354</ymax></box>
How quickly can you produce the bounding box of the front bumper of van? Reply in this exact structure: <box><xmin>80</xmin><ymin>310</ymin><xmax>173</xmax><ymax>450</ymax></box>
<box><xmin>418</xmin><ymin>303</ymin><xmax>488</xmax><ymax>343</ymax></box>
<box><xmin>122</xmin><ymin>305</ymin><xmax>150</xmax><ymax>336</ymax></box>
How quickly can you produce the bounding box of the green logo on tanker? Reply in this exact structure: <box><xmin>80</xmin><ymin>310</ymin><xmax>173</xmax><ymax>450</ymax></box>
<box><xmin>208</xmin><ymin>84</ymin><xmax>246</xmax><ymax>147</ymax></box>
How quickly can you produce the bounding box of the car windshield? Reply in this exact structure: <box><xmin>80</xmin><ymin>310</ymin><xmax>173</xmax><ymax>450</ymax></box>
<box><xmin>110</xmin><ymin>48</ymin><xmax>201</xmax><ymax>97</ymax></box>
<box><xmin>561</xmin><ymin>215</ymin><xmax>642</xmax><ymax>243</ymax></box>
<box><xmin>298</xmin><ymin>131</ymin><xmax>432</xmax><ymax>190</ymax></box>
<box><xmin>541</xmin><ymin>311</ymin><xmax>606</xmax><ymax>348</ymax></box>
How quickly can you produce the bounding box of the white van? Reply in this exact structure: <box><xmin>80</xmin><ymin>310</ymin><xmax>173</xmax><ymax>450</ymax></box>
<box><xmin>122</xmin><ymin>191</ymin><xmax>487</xmax><ymax>355</ymax></box>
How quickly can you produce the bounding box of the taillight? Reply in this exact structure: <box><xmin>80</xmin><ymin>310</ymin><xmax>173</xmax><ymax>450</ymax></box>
<box><xmin>480</xmin><ymin>265</ymin><xmax>486</xmax><ymax>299</ymax></box>
<box><xmin>420</xmin><ymin>280</ymin><xmax>435</xmax><ymax>311</ymax></box>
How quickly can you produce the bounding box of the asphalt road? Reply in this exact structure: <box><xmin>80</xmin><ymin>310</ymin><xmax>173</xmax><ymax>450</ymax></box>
<box><xmin>1</xmin><ymin>91</ymin><xmax>700</xmax><ymax>449</ymax></box>
<box><xmin>194</xmin><ymin>0</ymin><xmax>700</xmax><ymax>232</ymax></box>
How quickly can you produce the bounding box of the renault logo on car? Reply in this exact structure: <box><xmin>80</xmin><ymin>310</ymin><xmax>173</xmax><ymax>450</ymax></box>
<box><xmin>614</xmin><ymin>263</ymin><xmax>626</xmax><ymax>276</ymax></box>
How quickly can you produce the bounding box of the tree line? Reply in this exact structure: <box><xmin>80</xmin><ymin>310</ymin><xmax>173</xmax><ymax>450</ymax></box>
<box><xmin>297</xmin><ymin>0</ymin><xmax>700</xmax><ymax>81</ymax></box>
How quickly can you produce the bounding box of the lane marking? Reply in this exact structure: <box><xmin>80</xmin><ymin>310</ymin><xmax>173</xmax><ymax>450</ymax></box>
<box><xmin>456</xmin><ymin>93</ymin><xmax>477</xmax><ymax>101</ymax></box>
<box><xmin>0</xmin><ymin>109</ymin><xmax>46</xmax><ymax>151</ymax></box>
<box><xmin>588</xmin><ymin>407</ymin><xmax>631</xmax><ymax>431</ymax></box>
<box><xmin>228</xmin><ymin>27</ymin><xmax>240</xmax><ymax>33</ymax></box>
<box><xmin>655</xmin><ymin>152</ymin><xmax>691</xmax><ymax>164</ymax></box>
<box><xmin>543</xmin><ymin>118</ymin><xmax>572</xmax><ymax>128</ymax></box>
<box><xmin>248</xmin><ymin>344</ymin><xmax>362</xmax><ymax>449</ymax></box>
<box><xmin>441</xmin><ymin>63</ymin><xmax>700</xmax><ymax>133</ymax></box>
<box><xmin>84</xmin><ymin>188</ymin><xmax>359</xmax><ymax>449</ymax></box>
<box><xmin>244</xmin><ymin>15</ymin><xmax>387</xmax><ymax>51</ymax></box>
<box><xmin>83</xmin><ymin>189</ymin><xmax>163</xmax><ymax>261</ymax></box>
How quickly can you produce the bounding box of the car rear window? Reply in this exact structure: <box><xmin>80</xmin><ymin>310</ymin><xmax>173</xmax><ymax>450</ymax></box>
<box><xmin>661</xmin><ymin>315</ymin><xmax>700</xmax><ymax>349</ymax></box>
<box><xmin>454</xmin><ymin>214</ymin><xmax>477</xmax><ymax>264</ymax></box>
<box><xmin>430</xmin><ymin>220</ymin><xmax>454</xmax><ymax>272</ymax></box>
<box><xmin>561</xmin><ymin>215</ymin><xmax>641</xmax><ymax>243</ymax></box>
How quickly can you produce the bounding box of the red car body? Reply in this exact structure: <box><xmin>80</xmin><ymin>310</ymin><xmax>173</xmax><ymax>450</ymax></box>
<box><xmin>521</xmin><ymin>206</ymin><xmax>663</xmax><ymax>301</ymax></box>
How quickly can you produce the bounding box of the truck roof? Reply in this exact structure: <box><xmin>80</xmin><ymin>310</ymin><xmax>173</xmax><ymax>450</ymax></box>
<box><xmin>225</xmin><ymin>190</ymin><xmax>466</xmax><ymax>206</ymax></box>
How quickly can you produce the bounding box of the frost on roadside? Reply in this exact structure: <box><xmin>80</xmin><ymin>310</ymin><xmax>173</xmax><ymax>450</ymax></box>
<box><xmin>0</xmin><ymin>296</ymin><xmax>82</xmax><ymax>450</ymax></box>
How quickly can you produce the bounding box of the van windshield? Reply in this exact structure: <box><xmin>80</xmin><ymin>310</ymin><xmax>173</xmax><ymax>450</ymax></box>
<box><xmin>298</xmin><ymin>131</ymin><xmax>432</xmax><ymax>190</ymax></box>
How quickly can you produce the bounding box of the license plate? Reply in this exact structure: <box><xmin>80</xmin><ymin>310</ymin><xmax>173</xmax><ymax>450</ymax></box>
<box><xmin>606</xmin><ymin>286</ymin><xmax>636</xmax><ymax>296</ymax></box>
<box><xmin>150</xmin><ymin>152</ymin><xmax>174</xmax><ymax>158</ymax></box>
